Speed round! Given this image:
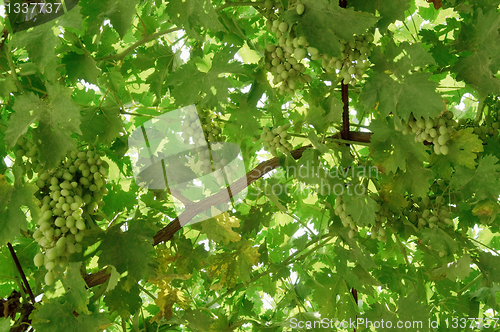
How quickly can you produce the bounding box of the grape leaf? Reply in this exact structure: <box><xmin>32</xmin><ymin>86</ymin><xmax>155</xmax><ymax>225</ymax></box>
<box><xmin>343</xmin><ymin>194</ymin><xmax>377</xmax><ymax>227</ymax></box>
<box><xmin>4</xmin><ymin>92</ymin><xmax>46</xmax><ymax>148</ymax></box>
<box><xmin>476</xmin><ymin>251</ymin><xmax>500</xmax><ymax>284</ymax></box>
<box><xmin>420</xmin><ymin>228</ymin><xmax>459</xmax><ymax>256</ymax></box>
<box><xmin>307</xmin><ymin>269</ymin><xmax>343</xmax><ymax>318</ymax></box>
<box><xmin>397</xmin><ymin>293</ymin><xmax>432</xmax><ymax>330</ymax></box>
<box><xmin>62</xmin><ymin>52</ymin><xmax>101</xmax><ymax>85</ymax></box>
<box><xmin>6</xmin><ymin>83</ymin><xmax>81</xmax><ymax>167</ymax></box>
<box><xmin>225</xmin><ymin>98</ymin><xmax>262</xmax><ymax>140</ymax></box>
<box><xmin>183</xmin><ymin>309</ymin><xmax>214</xmax><ymax>332</ymax></box>
<box><xmin>450</xmin><ymin>155</ymin><xmax>500</xmax><ymax>201</ymax></box>
<box><xmin>430</xmin><ymin>128</ymin><xmax>484</xmax><ymax>178</ymax></box>
<box><xmin>349</xmin><ymin>0</ymin><xmax>411</xmax><ymax>33</ymax></box>
<box><xmin>11</xmin><ymin>23</ymin><xmax>59</xmax><ymax>80</ymax></box>
<box><xmin>428</xmin><ymin>254</ymin><xmax>473</xmax><ymax>281</ymax></box>
<box><xmin>31</xmin><ymin>300</ymin><xmax>109</xmax><ymax>332</ymax></box>
<box><xmin>0</xmin><ymin>77</ymin><xmax>17</xmax><ymax>98</ymax></box>
<box><xmin>369</xmin><ymin>118</ymin><xmax>428</xmax><ymax>174</ymax></box>
<box><xmin>61</xmin><ymin>263</ymin><xmax>90</xmax><ymax>314</ymax></box>
<box><xmin>453</xmin><ymin>9</ymin><xmax>500</xmax><ymax>96</ymax></box>
<box><xmin>397</xmin><ymin>73</ymin><xmax>444</xmax><ymax>121</ymax></box>
<box><xmin>361</xmin><ymin>73</ymin><xmax>443</xmax><ymax>121</ymax></box>
<box><xmin>165</xmin><ymin>46</ymin><xmax>245</xmax><ymax>107</ymax></box>
<box><xmin>98</xmin><ymin>221</ymin><xmax>155</xmax><ymax>280</ymax></box>
<box><xmin>0</xmin><ymin>181</ymin><xmax>39</xmax><ymax>246</ymax></box>
<box><xmin>392</xmin><ymin>159</ymin><xmax>432</xmax><ymax>198</ymax></box>
<box><xmin>291</xmin><ymin>0</ymin><xmax>377</xmax><ymax>57</ymax></box>
<box><xmin>103</xmin><ymin>279</ymin><xmax>142</xmax><ymax>316</ymax></box>
<box><xmin>359</xmin><ymin>71</ymin><xmax>398</xmax><ymax>117</ymax></box>
<box><xmin>79</xmin><ymin>0</ymin><xmax>111</xmax><ymax>36</ymax></box>
<box><xmin>79</xmin><ymin>103</ymin><xmax>126</xmax><ymax>144</ymax></box>
<box><xmin>102</xmin><ymin>183</ymin><xmax>139</xmax><ymax>217</ymax></box>
<box><xmin>105</xmin><ymin>0</ymin><xmax>140</xmax><ymax>38</ymax></box>
<box><xmin>236</xmin><ymin>241</ymin><xmax>260</xmax><ymax>285</ymax></box>
<box><xmin>0</xmin><ymin>319</ymin><xmax>9</xmax><ymax>332</ymax></box>
<box><xmin>200</xmin><ymin>212</ymin><xmax>241</xmax><ymax>245</ymax></box>
<box><xmin>144</xmin><ymin>44</ymin><xmax>175</xmax><ymax>100</ymax></box>
<box><xmin>165</xmin><ymin>0</ymin><xmax>224</xmax><ymax>40</ymax></box>
<box><xmin>207</xmin><ymin>252</ymin><xmax>239</xmax><ymax>289</ymax></box>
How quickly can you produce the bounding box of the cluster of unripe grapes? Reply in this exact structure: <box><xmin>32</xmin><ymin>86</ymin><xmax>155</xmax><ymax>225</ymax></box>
<box><xmin>181</xmin><ymin>110</ymin><xmax>226</xmax><ymax>178</ymax></box>
<box><xmin>13</xmin><ymin>137</ymin><xmax>43</xmax><ymax>179</ymax></box>
<box><xmin>263</xmin><ymin>1</ymin><xmax>313</xmax><ymax>94</ymax></box>
<box><xmin>264</xmin><ymin>42</ymin><xmax>312</xmax><ymax>95</ymax></box>
<box><xmin>335</xmin><ymin>193</ymin><xmax>395</xmax><ymax>242</ymax></box>
<box><xmin>334</xmin><ymin>195</ymin><xmax>359</xmax><ymax>239</ymax></box>
<box><xmin>473</xmin><ymin>124</ymin><xmax>499</xmax><ymax>140</ymax></box>
<box><xmin>322</xmin><ymin>34</ymin><xmax>374</xmax><ymax>86</ymax></box>
<box><xmin>181</xmin><ymin>110</ymin><xmax>222</xmax><ymax>146</ymax></box>
<box><xmin>397</xmin><ymin>111</ymin><xmax>458</xmax><ymax>155</ymax></box>
<box><xmin>260</xmin><ymin>124</ymin><xmax>293</xmax><ymax>156</ymax></box>
<box><xmin>369</xmin><ymin>193</ymin><xmax>391</xmax><ymax>242</ymax></box>
<box><xmin>33</xmin><ymin>148</ymin><xmax>109</xmax><ymax>286</ymax></box>
<box><xmin>406</xmin><ymin>195</ymin><xmax>453</xmax><ymax>230</ymax></box>
<box><xmin>456</xmin><ymin>113</ymin><xmax>500</xmax><ymax>140</ymax></box>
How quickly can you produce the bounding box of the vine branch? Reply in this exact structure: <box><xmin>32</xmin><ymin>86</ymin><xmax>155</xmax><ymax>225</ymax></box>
<box><xmin>7</xmin><ymin>243</ymin><xmax>35</xmax><ymax>304</ymax></box>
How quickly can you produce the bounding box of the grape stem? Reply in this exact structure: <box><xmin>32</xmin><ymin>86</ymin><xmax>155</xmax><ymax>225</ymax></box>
<box><xmin>7</xmin><ymin>243</ymin><xmax>36</xmax><ymax>304</ymax></box>
<box><xmin>468</xmin><ymin>237</ymin><xmax>500</xmax><ymax>256</ymax></box>
<box><xmin>97</xmin><ymin>27</ymin><xmax>182</xmax><ymax>61</ymax></box>
<box><xmin>215</xmin><ymin>1</ymin><xmax>266</xmax><ymax>12</ymax></box>
<box><xmin>456</xmin><ymin>273</ymin><xmax>482</xmax><ymax>296</ymax></box>
<box><xmin>395</xmin><ymin>235</ymin><xmax>412</xmax><ymax>267</ymax></box>
<box><xmin>120</xmin><ymin>111</ymin><xmax>156</xmax><ymax>118</ymax></box>
<box><xmin>4</xmin><ymin>45</ymin><xmax>25</xmax><ymax>93</ymax></box>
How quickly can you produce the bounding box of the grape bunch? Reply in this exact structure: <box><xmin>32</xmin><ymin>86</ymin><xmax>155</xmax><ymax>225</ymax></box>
<box><xmin>180</xmin><ymin>110</ymin><xmax>222</xmax><ymax>145</ymax></box>
<box><xmin>474</xmin><ymin>117</ymin><xmax>500</xmax><ymax>140</ymax></box>
<box><xmin>32</xmin><ymin>148</ymin><xmax>109</xmax><ymax>286</ymax></box>
<box><xmin>322</xmin><ymin>34</ymin><xmax>374</xmax><ymax>86</ymax></box>
<box><xmin>260</xmin><ymin>124</ymin><xmax>293</xmax><ymax>156</ymax></box>
<box><xmin>264</xmin><ymin>42</ymin><xmax>312</xmax><ymax>95</ymax></box>
<box><xmin>334</xmin><ymin>195</ymin><xmax>357</xmax><ymax>239</ymax></box>
<box><xmin>369</xmin><ymin>194</ymin><xmax>390</xmax><ymax>242</ymax></box>
<box><xmin>406</xmin><ymin>196</ymin><xmax>453</xmax><ymax>230</ymax></box>
<box><xmin>456</xmin><ymin>113</ymin><xmax>500</xmax><ymax>140</ymax></box>
<box><xmin>263</xmin><ymin>2</ymin><xmax>313</xmax><ymax>95</ymax></box>
<box><xmin>13</xmin><ymin>137</ymin><xmax>43</xmax><ymax>179</ymax></box>
<box><xmin>397</xmin><ymin>111</ymin><xmax>458</xmax><ymax>155</ymax></box>
<box><xmin>181</xmin><ymin>110</ymin><xmax>225</xmax><ymax>181</ymax></box>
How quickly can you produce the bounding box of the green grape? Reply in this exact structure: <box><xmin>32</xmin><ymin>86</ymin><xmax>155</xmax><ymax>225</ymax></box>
<box><xmin>296</xmin><ymin>3</ymin><xmax>304</xmax><ymax>15</ymax></box>
<box><xmin>34</xmin><ymin>253</ymin><xmax>44</xmax><ymax>267</ymax></box>
<box><xmin>45</xmin><ymin>261</ymin><xmax>56</xmax><ymax>271</ymax></box>
<box><xmin>437</xmin><ymin>134</ymin><xmax>449</xmax><ymax>145</ymax></box>
<box><xmin>46</xmin><ymin>248</ymin><xmax>58</xmax><ymax>260</ymax></box>
<box><xmin>278</xmin><ymin>22</ymin><xmax>288</xmax><ymax>32</ymax></box>
<box><xmin>75</xmin><ymin>219</ymin><xmax>86</xmax><ymax>231</ymax></box>
<box><xmin>45</xmin><ymin>271</ymin><xmax>55</xmax><ymax>286</ymax></box>
<box><xmin>440</xmin><ymin>145</ymin><xmax>449</xmax><ymax>155</ymax></box>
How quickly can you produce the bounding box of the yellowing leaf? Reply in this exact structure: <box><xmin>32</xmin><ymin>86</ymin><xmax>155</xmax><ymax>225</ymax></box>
<box><xmin>201</xmin><ymin>212</ymin><xmax>241</xmax><ymax>245</ymax></box>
